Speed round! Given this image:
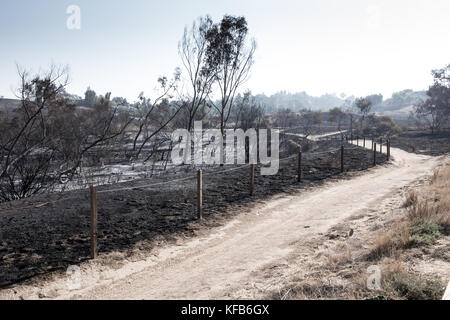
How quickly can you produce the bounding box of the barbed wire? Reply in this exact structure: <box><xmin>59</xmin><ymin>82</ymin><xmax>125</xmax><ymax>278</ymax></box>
<box><xmin>0</xmin><ymin>144</ymin><xmax>373</xmax><ymax>213</ymax></box>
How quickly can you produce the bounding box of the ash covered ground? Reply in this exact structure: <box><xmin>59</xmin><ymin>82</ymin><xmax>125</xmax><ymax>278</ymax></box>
<box><xmin>0</xmin><ymin>138</ymin><xmax>387</xmax><ymax>288</ymax></box>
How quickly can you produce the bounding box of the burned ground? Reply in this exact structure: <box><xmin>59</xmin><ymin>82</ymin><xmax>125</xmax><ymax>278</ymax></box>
<box><xmin>389</xmin><ymin>130</ymin><xmax>450</xmax><ymax>156</ymax></box>
<box><xmin>0</xmin><ymin>139</ymin><xmax>387</xmax><ymax>288</ymax></box>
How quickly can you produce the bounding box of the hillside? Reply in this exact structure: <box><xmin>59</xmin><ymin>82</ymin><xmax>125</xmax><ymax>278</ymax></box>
<box><xmin>0</xmin><ymin>98</ymin><xmax>20</xmax><ymax>112</ymax></box>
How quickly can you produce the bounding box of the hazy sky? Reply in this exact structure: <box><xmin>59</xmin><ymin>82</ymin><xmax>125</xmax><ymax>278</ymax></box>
<box><xmin>1</xmin><ymin>0</ymin><xmax>450</xmax><ymax>101</ymax></box>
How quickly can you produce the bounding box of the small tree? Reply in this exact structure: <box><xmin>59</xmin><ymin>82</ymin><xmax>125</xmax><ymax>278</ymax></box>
<box><xmin>233</xmin><ymin>91</ymin><xmax>267</xmax><ymax>131</ymax></box>
<box><xmin>413</xmin><ymin>65</ymin><xmax>450</xmax><ymax>134</ymax></box>
<box><xmin>0</xmin><ymin>65</ymin><xmax>131</xmax><ymax>201</ymax></box>
<box><xmin>298</xmin><ymin>109</ymin><xmax>322</xmax><ymax>139</ymax></box>
<box><xmin>178</xmin><ymin>16</ymin><xmax>216</xmax><ymax>132</ymax></box>
<box><xmin>365</xmin><ymin>94</ymin><xmax>383</xmax><ymax>107</ymax></box>
<box><xmin>355</xmin><ymin>97</ymin><xmax>373</xmax><ymax>132</ymax></box>
<box><xmin>130</xmin><ymin>70</ymin><xmax>183</xmax><ymax>161</ymax></box>
<box><xmin>328</xmin><ymin>107</ymin><xmax>347</xmax><ymax>131</ymax></box>
<box><xmin>365</xmin><ymin>114</ymin><xmax>401</xmax><ymax>138</ymax></box>
<box><xmin>84</xmin><ymin>87</ymin><xmax>97</xmax><ymax>107</ymax></box>
<box><xmin>204</xmin><ymin>15</ymin><xmax>257</xmax><ymax>136</ymax></box>
<box><xmin>274</xmin><ymin>108</ymin><xmax>297</xmax><ymax>129</ymax></box>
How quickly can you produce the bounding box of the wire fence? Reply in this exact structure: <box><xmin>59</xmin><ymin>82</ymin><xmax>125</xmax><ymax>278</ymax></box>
<box><xmin>0</xmin><ymin>140</ymin><xmax>384</xmax><ymax>216</ymax></box>
<box><xmin>0</xmin><ymin>138</ymin><xmax>393</xmax><ymax>288</ymax></box>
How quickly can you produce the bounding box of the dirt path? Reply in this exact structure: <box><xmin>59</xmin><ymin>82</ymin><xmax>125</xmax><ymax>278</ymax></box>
<box><xmin>283</xmin><ymin>130</ymin><xmax>347</xmax><ymax>141</ymax></box>
<box><xmin>1</xmin><ymin>145</ymin><xmax>446</xmax><ymax>300</ymax></box>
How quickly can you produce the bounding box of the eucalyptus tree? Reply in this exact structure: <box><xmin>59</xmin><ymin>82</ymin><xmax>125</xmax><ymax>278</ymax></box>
<box><xmin>204</xmin><ymin>15</ymin><xmax>257</xmax><ymax>136</ymax></box>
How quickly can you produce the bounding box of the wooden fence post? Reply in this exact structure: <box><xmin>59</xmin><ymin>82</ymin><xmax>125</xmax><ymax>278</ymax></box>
<box><xmin>90</xmin><ymin>186</ymin><xmax>98</xmax><ymax>259</ymax></box>
<box><xmin>373</xmin><ymin>143</ymin><xmax>377</xmax><ymax>166</ymax></box>
<box><xmin>372</xmin><ymin>137</ymin><xmax>374</xmax><ymax>151</ymax></box>
<box><xmin>250</xmin><ymin>164</ymin><xmax>255</xmax><ymax>195</ymax></box>
<box><xmin>363</xmin><ymin>137</ymin><xmax>366</xmax><ymax>148</ymax></box>
<box><xmin>297</xmin><ymin>150</ymin><xmax>302</xmax><ymax>182</ymax></box>
<box><xmin>197</xmin><ymin>170</ymin><xmax>202</xmax><ymax>220</ymax></box>
<box><xmin>387</xmin><ymin>140</ymin><xmax>391</xmax><ymax>161</ymax></box>
<box><xmin>340</xmin><ymin>145</ymin><xmax>344</xmax><ymax>173</ymax></box>
<box><xmin>356</xmin><ymin>136</ymin><xmax>359</xmax><ymax>146</ymax></box>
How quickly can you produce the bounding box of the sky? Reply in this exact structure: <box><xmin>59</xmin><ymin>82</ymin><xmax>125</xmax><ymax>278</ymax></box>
<box><xmin>1</xmin><ymin>0</ymin><xmax>450</xmax><ymax>102</ymax></box>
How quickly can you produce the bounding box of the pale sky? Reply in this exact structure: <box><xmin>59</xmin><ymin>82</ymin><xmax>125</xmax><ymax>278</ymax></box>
<box><xmin>1</xmin><ymin>0</ymin><xmax>450</xmax><ymax>101</ymax></box>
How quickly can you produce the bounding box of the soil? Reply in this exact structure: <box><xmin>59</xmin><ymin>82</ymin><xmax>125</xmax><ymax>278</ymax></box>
<box><xmin>390</xmin><ymin>130</ymin><xmax>450</xmax><ymax>156</ymax></box>
<box><xmin>0</xmin><ymin>143</ymin><xmax>444</xmax><ymax>300</ymax></box>
<box><xmin>0</xmin><ymin>139</ymin><xmax>385</xmax><ymax>288</ymax></box>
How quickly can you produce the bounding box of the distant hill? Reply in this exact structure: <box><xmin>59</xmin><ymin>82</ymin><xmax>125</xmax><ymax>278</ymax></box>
<box><xmin>1</xmin><ymin>89</ymin><xmax>429</xmax><ymax>120</ymax></box>
<box><xmin>251</xmin><ymin>91</ymin><xmax>349</xmax><ymax>113</ymax></box>
<box><xmin>374</xmin><ymin>90</ymin><xmax>428</xmax><ymax>112</ymax></box>
<box><xmin>0</xmin><ymin>98</ymin><xmax>21</xmax><ymax>112</ymax></box>
<box><xmin>250</xmin><ymin>89</ymin><xmax>429</xmax><ymax>115</ymax></box>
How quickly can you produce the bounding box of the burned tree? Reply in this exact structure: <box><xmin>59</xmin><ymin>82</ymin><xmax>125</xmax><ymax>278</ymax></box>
<box><xmin>233</xmin><ymin>91</ymin><xmax>267</xmax><ymax>131</ymax></box>
<box><xmin>205</xmin><ymin>15</ymin><xmax>257</xmax><ymax>136</ymax></box>
<box><xmin>130</xmin><ymin>70</ymin><xmax>183</xmax><ymax>162</ymax></box>
<box><xmin>0</xmin><ymin>65</ymin><xmax>131</xmax><ymax>202</ymax></box>
<box><xmin>178</xmin><ymin>16</ymin><xmax>216</xmax><ymax>132</ymax></box>
<box><xmin>328</xmin><ymin>107</ymin><xmax>347</xmax><ymax>131</ymax></box>
<box><xmin>354</xmin><ymin>97</ymin><xmax>373</xmax><ymax>132</ymax></box>
<box><xmin>298</xmin><ymin>109</ymin><xmax>322</xmax><ymax>139</ymax></box>
<box><xmin>413</xmin><ymin>65</ymin><xmax>450</xmax><ymax>134</ymax></box>
<box><xmin>274</xmin><ymin>108</ymin><xmax>298</xmax><ymax>130</ymax></box>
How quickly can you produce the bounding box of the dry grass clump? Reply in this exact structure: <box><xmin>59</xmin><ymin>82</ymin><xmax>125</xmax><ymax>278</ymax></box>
<box><xmin>274</xmin><ymin>277</ymin><xmax>365</xmax><ymax>300</ymax></box>
<box><xmin>325</xmin><ymin>248</ymin><xmax>353</xmax><ymax>271</ymax></box>
<box><xmin>403</xmin><ymin>190</ymin><xmax>418</xmax><ymax>208</ymax></box>
<box><xmin>408</xmin><ymin>166</ymin><xmax>450</xmax><ymax>228</ymax></box>
<box><xmin>381</xmin><ymin>265</ymin><xmax>445</xmax><ymax>300</ymax></box>
<box><xmin>364</xmin><ymin>261</ymin><xmax>445</xmax><ymax>300</ymax></box>
<box><xmin>370</xmin><ymin>165</ymin><xmax>450</xmax><ymax>259</ymax></box>
<box><xmin>370</xmin><ymin>223</ymin><xmax>410</xmax><ymax>259</ymax></box>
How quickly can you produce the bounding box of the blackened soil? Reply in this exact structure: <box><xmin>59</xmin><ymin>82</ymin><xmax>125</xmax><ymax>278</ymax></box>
<box><xmin>390</xmin><ymin>130</ymin><xmax>450</xmax><ymax>156</ymax></box>
<box><xmin>0</xmin><ymin>140</ymin><xmax>387</xmax><ymax>288</ymax></box>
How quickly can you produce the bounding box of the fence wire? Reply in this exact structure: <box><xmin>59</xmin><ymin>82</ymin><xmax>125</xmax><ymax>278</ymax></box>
<box><xmin>0</xmin><ymin>142</ymin><xmax>386</xmax><ymax>214</ymax></box>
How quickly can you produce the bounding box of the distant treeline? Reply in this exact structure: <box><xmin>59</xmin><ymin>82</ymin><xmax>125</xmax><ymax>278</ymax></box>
<box><xmin>54</xmin><ymin>88</ymin><xmax>428</xmax><ymax>116</ymax></box>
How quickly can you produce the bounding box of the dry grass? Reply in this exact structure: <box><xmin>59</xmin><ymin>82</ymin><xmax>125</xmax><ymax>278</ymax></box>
<box><xmin>370</xmin><ymin>223</ymin><xmax>410</xmax><ymax>259</ymax></box>
<box><xmin>371</xmin><ymin>164</ymin><xmax>450</xmax><ymax>259</ymax></box>
<box><xmin>407</xmin><ymin>166</ymin><xmax>450</xmax><ymax>228</ymax></box>
<box><xmin>277</xmin><ymin>279</ymin><xmax>348</xmax><ymax>300</ymax></box>
<box><xmin>403</xmin><ymin>190</ymin><xmax>418</xmax><ymax>208</ymax></box>
<box><xmin>362</xmin><ymin>164</ymin><xmax>450</xmax><ymax>299</ymax></box>
<box><xmin>276</xmin><ymin>164</ymin><xmax>450</xmax><ymax>300</ymax></box>
<box><xmin>381</xmin><ymin>261</ymin><xmax>445</xmax><ymax>300</ymax></box>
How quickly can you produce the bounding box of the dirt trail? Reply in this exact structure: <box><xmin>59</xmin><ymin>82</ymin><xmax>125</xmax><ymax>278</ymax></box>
<box><xmin>1</xmin><ymin>145</ymin><xmax>446</xmax><ymax>300</ymax></box>
<box><xmin>283</xmin><ymin>130</ymin><xmax>347</xmax><ymax>141</ymax></box>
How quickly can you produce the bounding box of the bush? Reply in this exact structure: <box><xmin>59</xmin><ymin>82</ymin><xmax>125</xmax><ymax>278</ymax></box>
<box><xmin>383</xmin><ymin>271</ymin><xmax>445</xmax><ymax>300</ymax></box>
<box><xmin>409</xmin><ymin>221</ymin><xmax>444</xmax><ymax>246</ymax></box>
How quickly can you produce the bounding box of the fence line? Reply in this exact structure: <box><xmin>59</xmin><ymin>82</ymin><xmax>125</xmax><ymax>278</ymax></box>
<box><xmin>0</xmin><ymin>145</ymin><xmax>367</xmax><ymax>215</ymax></box>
